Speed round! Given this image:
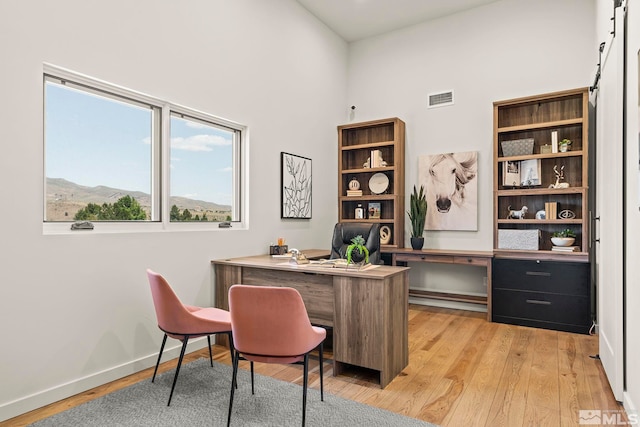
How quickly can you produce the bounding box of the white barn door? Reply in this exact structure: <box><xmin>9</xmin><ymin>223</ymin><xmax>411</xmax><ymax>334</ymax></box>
<box><xmin>595</xmin><ymin>6</ymin><xmax>625</xmax><ymax>402</ymax></box>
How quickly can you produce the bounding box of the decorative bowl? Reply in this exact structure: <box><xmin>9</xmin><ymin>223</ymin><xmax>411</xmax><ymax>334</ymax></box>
<box><xmin>551</xmin><ymin>237</ymin><xmax>575</xmax><ymax>247</ymax></box>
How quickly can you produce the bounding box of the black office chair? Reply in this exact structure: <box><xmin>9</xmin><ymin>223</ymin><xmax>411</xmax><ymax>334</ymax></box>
<box><xmin>330</xmin><ymin>222</ymin><xmax>381</xmax><ymax>265</ymax></box>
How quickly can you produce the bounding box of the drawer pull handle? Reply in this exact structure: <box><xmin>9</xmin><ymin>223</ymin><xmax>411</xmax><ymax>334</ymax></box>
<box><xmin>525</xmin><ymin>271</ymin><xmax>551</xmax><ymax>277</ymax></box>
<box><xmin>526</xmin><ymin>299</ymin><xmax>551</xmax><ymax>305</ymax></box>
<box><xmin>467</xmin><ymin>258</ymin><xmax>472</xmax><ymax>263</ymax></box>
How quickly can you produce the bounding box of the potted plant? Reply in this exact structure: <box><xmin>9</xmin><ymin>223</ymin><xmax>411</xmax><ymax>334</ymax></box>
<box><xmin>551</xmin><ymin>228</ymin><xmax>576</xmax><ymax>246</ymax></box>
<box><xmin>346</xmin><ymin>234</ymin><xmax>369</xmax><ymax>264</ymax></box>
<box><xmin>559</xmin><ymin>138</ymin><xmax>572</xmax><ymax>152</ymax></box>
<box><xmin>407</xmin><ymin>185</ymin><xmax>427</xmax><ymax>250</ymax></box>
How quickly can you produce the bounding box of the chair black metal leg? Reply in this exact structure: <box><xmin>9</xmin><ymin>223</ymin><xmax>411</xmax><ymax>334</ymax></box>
<box><xmin>319</xmin><ymin>342</ymin><xmax>324</xmax><ymax>401</ymax></box>
<box><xmin>227</xmin><ymin>350</ymin><xmax>240</xmax><ymax>427</ymax></box>
<box><xmin>228</xmin><ymin>333</ymin><xmax>237</xmax><ymax>389</ymax></box>
<box><xmin>152</xmin><ymin>334</ymin><xmax>168</xmax><ymax>383</ymax></box>
<box><xmin>167</xmin><ymin>336</ymin><xmax>189</xmax><ymax>406</ymax></box>
<box><xmin>250</xmin><ymin>361</ymin><xmax>255</xmax><ymax>395</ymax></box>
<box><xmin>207</xmin><ymin>335</ymin><xmax>213</xmax><ymax>367</ymax></box>
<box><xmin>227</xmin><ymin>332</ymin><xmax>234</xmax><ymax>359</ymax></box>
<box><xmin>302</xmin><ymin>353</ymin><xmax>309</xmax><ymax>427</ymax></box>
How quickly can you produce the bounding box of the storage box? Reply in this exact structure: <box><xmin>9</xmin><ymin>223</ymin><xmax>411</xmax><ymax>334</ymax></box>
<box><xmin>501</xmin><ymin>138</ymin><xmax>534</xmax><ymax>157</ymax></box>
<box><xmin>498</xmin><ymin>229</ymin><xmax>540</xmax><ymax>250</ymax></box>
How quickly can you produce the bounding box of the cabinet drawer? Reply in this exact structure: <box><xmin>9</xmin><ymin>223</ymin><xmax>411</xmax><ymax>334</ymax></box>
<box><xmin>493</xmin><ymin>289</ymin><xmax>590</xmax><ymax>327</ymax></box>
<box><xmin>493</xmin><ymin>258</ymin><xmax>589</xmax><ymax>296</ymax></box>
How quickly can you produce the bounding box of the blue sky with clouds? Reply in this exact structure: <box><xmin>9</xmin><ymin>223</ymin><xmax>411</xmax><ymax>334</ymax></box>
<box><xmin>45</xmin><ymin>82</ymin><xmax>233</xmax><ymax>205</ymax></box>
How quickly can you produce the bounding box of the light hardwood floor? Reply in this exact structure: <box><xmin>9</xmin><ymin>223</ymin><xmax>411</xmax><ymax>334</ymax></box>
<box><xmin>3</xmin><ymin>305</ymin><xmax>626</xmax><ymax>426</ymax></box>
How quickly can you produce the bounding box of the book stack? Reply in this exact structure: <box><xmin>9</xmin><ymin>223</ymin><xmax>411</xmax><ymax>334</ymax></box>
<box><xmin>370</xmin><ymin>149</ymin><xmax>382</xmax><ymax>168</ymax></box>
<box><xmin>545</xmin><ymin>202</ymin><xmax>558</xmax><ymax>220</ymax></box>
<box><xmin>346</xmin><ymin>189</ymin><xmax>362</xmax><ymax>196</ymax></box>
<box><xmin>551</xmin><ymin>246</ymin><xmax>579</xmax><ymax>252</ymax></box>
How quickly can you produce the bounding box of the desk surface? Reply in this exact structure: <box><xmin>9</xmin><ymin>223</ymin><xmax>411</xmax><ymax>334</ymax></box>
<box><xmin>213</xmin><ymin>249</ymin><xmax>410</xmax><ymax>279</ymax></box>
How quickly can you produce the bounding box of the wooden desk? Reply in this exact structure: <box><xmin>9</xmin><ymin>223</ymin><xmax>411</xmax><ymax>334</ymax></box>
<box><xmin>383</xmin><ymin>248</ymin><xmax>493</xmax><ymax>322</ymax></box>
<box><xmin>212</xmin><ymin>250</ymin><xmax>410</xmax><ymax>388</ymax></box>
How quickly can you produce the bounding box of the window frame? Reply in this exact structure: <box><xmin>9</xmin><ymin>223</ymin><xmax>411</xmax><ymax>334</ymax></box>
<box><xmin>42</xmin><ymin>63</ymin><xmax>247</xmax><ymax>234</ymax></box>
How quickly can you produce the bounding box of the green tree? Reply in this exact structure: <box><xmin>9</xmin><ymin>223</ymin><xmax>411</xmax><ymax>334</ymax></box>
<box><xmin>111</xmin><ymin>195</ymin><xmax>146</xmax><ymax>220</ymax></box>
<box><xmin>170</xmin><ymin>205</ymin><xmax>181</xmax><ymax>221</ymax></box>
<box><xmin>226</xmin><ymin>215</ymin><xmax>232</xmax><ymax>221</ymax></box>
<box><xmin>201</xmin><ymin>213</ymin><xmax>208</xmax><ymax>221</ymax></box>
<box><xmin>73</xmin><ymin>196</ymin><xmax>146</xmax><ymax>221</ymax></box>
<box><xmin>194</xmin><ymin>214</ymin><xmax>200</xmax><ymax>221</ymax></box>
<box><xmin>181</xmin><ymin>209</ymin><xmax>192</xmax><ymax>221</ymax></box>
<box><xmin>74</xmin><ymin>202</ymin><xmax>102</xmax><ymax>220</ymax></box>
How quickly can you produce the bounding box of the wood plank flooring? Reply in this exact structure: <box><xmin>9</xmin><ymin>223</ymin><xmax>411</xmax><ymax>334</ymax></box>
<box><xmin>2</xmin><ymin>305</ymin><xmax>626</xmax><ymax>426</ymax></box>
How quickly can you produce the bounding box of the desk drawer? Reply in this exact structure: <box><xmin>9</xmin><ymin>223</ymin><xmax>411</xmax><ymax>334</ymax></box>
<box><xmin>243</xmin><ymin>268</ymin><xmax>334</xmax><ymax>326</ymax></box>
<box><xmin>493</xmin><ymin>289</ymin><xmax>590</xmax><ymax>328</ymax></box>
<box><xmin>453</xmin><ymin>256</ymin><xmax>489</xmax><ymax>267</ymax></box>
<box><xmin>395</xmin><ymin>254</ymin><xmax>453</xmax><ymax>264</ymax></box>
<box><xmin>493</xmin><ymin>258</ymin><xmax>589</xmax><ymax>296</ymax></box>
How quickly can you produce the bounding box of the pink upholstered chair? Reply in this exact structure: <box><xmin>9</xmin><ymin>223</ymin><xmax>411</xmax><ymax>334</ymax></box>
<box><xmin>147</xmin><ymin>269</ymin><xmax>233</xmax><ymax>406</ymax></box>
<box><xmin>226</xmin><ymin>285</ymin><xmax>326</xmax><ymax>427</ymax></box>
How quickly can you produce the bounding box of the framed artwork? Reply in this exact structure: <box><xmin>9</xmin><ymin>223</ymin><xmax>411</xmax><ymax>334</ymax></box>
<box><xmin>281</xmin><ymin>152</ymin><xmax>312</xmax><ymax>219</ymax></box>
<box><xmin>519</xmin><ymin>159</ymin><xmax>541</xmax><ymax>186</ymax></box>
<box><xmin>367</xmin><ymin>202</ymin><xmax>381</xmax><ymax>219</ymax></box>
<box><xmin>418</xmin><ymin>151</ymin><xmax>478</xmax><ymax>231</ymax></box>
<box><xmin>503</xmin><ymin>160</ymin><xmax>520</xmax><ymax>187</ymax></box>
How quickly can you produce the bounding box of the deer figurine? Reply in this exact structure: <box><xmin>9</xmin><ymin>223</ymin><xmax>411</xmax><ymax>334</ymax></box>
<box><xmin>549</xmin><ymin>165</ymin><xmax>570</xmax><ymax>189</ymax></box>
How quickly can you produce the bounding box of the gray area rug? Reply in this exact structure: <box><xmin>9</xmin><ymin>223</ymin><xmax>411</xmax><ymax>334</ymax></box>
<box><xmin>30</xmin><ymin>359</ymin><xmax>436</xmax><ymax>426</ymax></box>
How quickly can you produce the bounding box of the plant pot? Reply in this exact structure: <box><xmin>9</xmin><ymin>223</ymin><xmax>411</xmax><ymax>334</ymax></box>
<box><xmin>410</xmin><ymin>237</ymin><xmax>424</xmax><ymax>250</ymax></box>
<box><xmin>350</xmin><ymin>249</ymin><xmax>365</xmax><ymax>263</ymax></box>
<box><xmin>551</xmin><ymin>237</ymin><xmax>575</xmax><ymax>247</ymax></box>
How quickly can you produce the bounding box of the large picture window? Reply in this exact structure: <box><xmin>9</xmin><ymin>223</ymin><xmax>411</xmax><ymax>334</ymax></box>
<box><xmin>43</xmin><ymin>65</ymin><xmax>245</xmax><ymax>230</ymax></box>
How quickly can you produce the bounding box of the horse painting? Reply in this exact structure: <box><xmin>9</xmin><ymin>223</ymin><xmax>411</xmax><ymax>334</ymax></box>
<box><xmin>418</xmin><ymin>151</ymin><xmax>478</xmax><ymax>231</ymax></box>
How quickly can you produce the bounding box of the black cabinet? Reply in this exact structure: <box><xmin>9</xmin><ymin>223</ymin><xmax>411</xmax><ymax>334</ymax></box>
<box><xmin>492</xmin><ymin>258</ymin><xmax>591</xmax><ymax>334</ymax></box>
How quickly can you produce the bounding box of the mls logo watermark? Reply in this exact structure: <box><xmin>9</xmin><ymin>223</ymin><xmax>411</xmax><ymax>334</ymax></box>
<box><xmin>579</xmin><ymin>409</ymin><xmax>638</xmax><ymax>425</ymax></box>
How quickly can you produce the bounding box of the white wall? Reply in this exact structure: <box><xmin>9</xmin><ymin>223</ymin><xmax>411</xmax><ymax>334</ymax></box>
<box><xmin>624</xmin><ymin>0</ymin><xmax>640</xmax><ymax>417</ymax></box>
<box><xmin>0</xmin><ymin>0</ymin><xmax>347</xmax><ymax>420</ymax></box>
<box><xmin>347</xmin><ymin>0</ymin><xmax>596</xmax><ymax>304</ymax></box>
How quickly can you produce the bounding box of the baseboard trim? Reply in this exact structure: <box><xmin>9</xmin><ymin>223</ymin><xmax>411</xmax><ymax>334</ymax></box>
<box><xmin>409</xmin><ymin>297</ymin><xmax>487</xmax><ymax>313</ymax></box>
<box><xmin>0</xmin><ymin>337</ymin><xmax>208</xmax><ymax>422</ymax></box>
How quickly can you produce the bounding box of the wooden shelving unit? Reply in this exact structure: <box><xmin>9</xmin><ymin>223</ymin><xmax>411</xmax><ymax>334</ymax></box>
<box><xmin>493</xmin><ymin>87</ymin><xmax>590</xmax><ymax>260</ymax></box>
<box><xmin>338</xmin><ymin>117</ymin><xmax>405</xmax><ymax>249</ymax></box>
<box><xmin>492</xmin><ymin>88</ymin><xmax>592</xmax><ymax>334</ymax></box>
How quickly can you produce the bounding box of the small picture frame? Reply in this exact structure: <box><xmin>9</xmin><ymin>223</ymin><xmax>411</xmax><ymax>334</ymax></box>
<box><xmin>367</xmin><ymin>202</ymin><xmax>381</xmax><ymax>219</ymax></box>
<box><xmin>519</xmin><ymin>159</ymin><xmax>542</xmax><ymax>186</ymax></box>
<box><xmin>502</xmin><ymin>160</ymin><xmax>520</xmax><ymax>187</ymax></box>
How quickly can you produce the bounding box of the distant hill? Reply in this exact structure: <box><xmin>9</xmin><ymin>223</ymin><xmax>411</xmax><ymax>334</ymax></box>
<box><xmin>46</xmin><ymin>178</ymin><xmax>231</xmax><ymax>221</ymax></box>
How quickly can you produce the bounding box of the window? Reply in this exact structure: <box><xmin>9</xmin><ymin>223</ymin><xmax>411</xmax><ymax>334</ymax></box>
<box><xmin>43</xmin><ymin>65</ymin><xmax>245</xmax><ymax>230</ymax></box>
<box><xmin>169</xmin><ymin>113</ymin><xmax>239</xmax><ymax>223</ymax></box>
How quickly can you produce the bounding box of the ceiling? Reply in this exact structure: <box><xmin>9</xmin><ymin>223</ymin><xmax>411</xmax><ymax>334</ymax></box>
<box><xmin>296</xmin><ymin>0</ymin><xmax>500</xmax><ymax>42</ymax></box>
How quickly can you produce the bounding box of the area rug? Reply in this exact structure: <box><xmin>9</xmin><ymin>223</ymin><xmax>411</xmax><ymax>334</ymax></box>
<box><xmin>30</xmin><ymin>359</ymin><xmax>436</xmax><ymax>426</ymax></box>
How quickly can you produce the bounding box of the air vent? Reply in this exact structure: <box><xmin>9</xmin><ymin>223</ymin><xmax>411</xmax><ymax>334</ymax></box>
<box><xmin>428</xmin><ymin>90</ymin><xmax>454</xmax><ymax>108</ymax></box>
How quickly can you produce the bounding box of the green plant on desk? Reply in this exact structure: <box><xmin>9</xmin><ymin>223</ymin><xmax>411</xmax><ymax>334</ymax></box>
<box><xmin>346</xmin><ymin>235</ymin><xmax>369</xmax><ymax>264</ymax></box>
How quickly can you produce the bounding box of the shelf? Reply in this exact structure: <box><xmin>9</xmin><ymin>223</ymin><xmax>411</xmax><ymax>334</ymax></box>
<box><xmin>340</xmin><ymin>194</ymin><xmax>396</xmax><ymax>201</ymax></box>
<box><xmin>340</xmin><ymin>218</ymin><xmax>395</xmax><ymax>224</ymax></box>
<box><xmin>340</xmin><ymin>140</ymin><xmax>395</xmax><ymax>151</ymax></box>
<box><xmin>342</xmin><ymin>166</ymin><xmax>395</xmax><ymax>174</ymax></box>
<box><xmin>493</xmin><ymin>249</ymin><xmax>589</xmax><ymax>263</ymax></box>
<box><xmin>497</xmin><ymin>150</ymin><xmax>583</xmax><ymax>162</ymax></box>
<box><xmin>497</xmin><ymin>187</ymin><xmax>585</xmax><ymax>196</ymax></box>
<box><xmin>409</xmin><ymin>289</ymin><xmax>487</xmax><ymax>306</ymax></box>
<box><xmin>497</xmin><ymin>118</ymin><xmax>583</xmax><ymax>134</ymax></box>
<box><xmin>497</xmin><ymin>219</ymin><xmax>583</xmax><ymax>225</ymax></box>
